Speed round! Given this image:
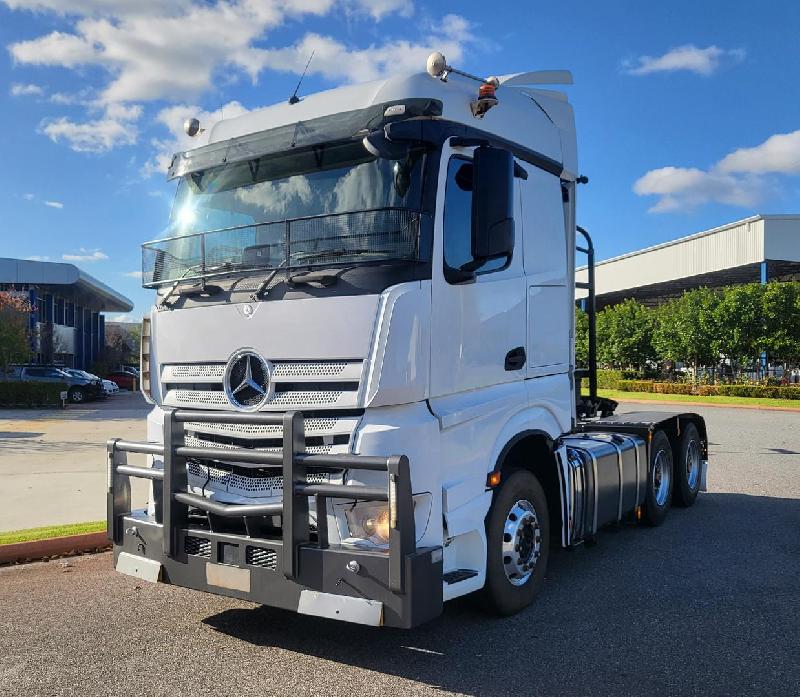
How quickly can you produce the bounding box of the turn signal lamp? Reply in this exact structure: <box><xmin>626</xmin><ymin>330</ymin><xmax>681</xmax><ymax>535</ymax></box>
<box><xmin>140</xmin><ymin>316</ymin><xmax>154</xmax><ymax>404</ymax></box>
<box><xmin>487</xmin><ymin>471</ymin><xmax>502</xmax><ymax>488</ymax></box>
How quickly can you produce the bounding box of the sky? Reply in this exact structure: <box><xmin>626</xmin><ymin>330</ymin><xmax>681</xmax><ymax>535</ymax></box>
<box><xmin>1</xmin><ymin>0</ymin><xmax>799</xmax><ymax>320</ymax></box>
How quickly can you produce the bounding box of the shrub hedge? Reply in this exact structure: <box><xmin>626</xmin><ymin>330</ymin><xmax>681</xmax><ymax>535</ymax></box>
<box><xmin>616</xmin><ymin>380</ymin><xmax>800</xmax><ymax>400</ymax></box>
<box><xmin>0</xmin><ymin>382</ymin><xmax>69</xmax><ymax>407</ymax></box>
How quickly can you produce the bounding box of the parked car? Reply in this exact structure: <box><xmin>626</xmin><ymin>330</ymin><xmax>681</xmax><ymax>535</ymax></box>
<box><xmin>62</xmin><ymin>368</ymin><xmax>119</xmax><ymax>395</ymax></box>
<box><xmin>105</xmin><ymin>370</ymin><xmax>138</xmax><ymax>391</ymax></box>
<box><xmin>2</xmin><ymin>364</ymin><xmax>104</xmax><ymax>403</ymax></box>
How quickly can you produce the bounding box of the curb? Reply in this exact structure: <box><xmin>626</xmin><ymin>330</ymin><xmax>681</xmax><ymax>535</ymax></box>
<box><xmin>0</xmin><ymin>531</ymin><xmax>110</xmax><ymax>566</ymax></box>
<box><xmin>615</xmin><ymin>396</ymin><xmax>800</xmax><ymax>413</ymax></box>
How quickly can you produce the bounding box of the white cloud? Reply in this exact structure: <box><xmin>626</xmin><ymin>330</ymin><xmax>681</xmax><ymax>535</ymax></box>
<box><xmin>10</xmin><ymin>82</ymin><xmax>44</xmax><ymax>96</ymax></box>
<box><xmin>633</xmin><ymin>166</ymin><xmax>765</xmax><ymax>213</ymax></box>
<box><xmin>122</xmin><ymin>270</ymin><xmax>143</xmax><ymax>278</ymax></box>
<box><xmin>624</xmin><ymin>45</ymin><xmax>745</xmax><ymax>76</ymax></box>
<box><xmin>41</xmin><ymin>112</ymin><xmax>138</xmax><ymax>152</ymax></box>
<box><xmin>25</xmin><ymin>255</ymin><xmax>50</xmax><ymax>261</ymax></box>
<box><xmin>632</xmin><ymin>128</ymin><xmax>800</xmax><ymax>213</ymax></box>
<box><xmin>250</xmin><ymin>13</ymin><xmax>472</xmax><ymax>83</ymax></box>
<box><xmin>43</xmin><ymin>200</ymin><xmax>64</xmax><ymax>208</ymax></box>
<box><xmin>62</xmin><ymin>248</ymin><xmax>108</xmax><ymax>262</ymax></box>
<box><xmin>717</xmin><ymin>129</ymin><xmax>800</xmax><ymax>175</ymax></box>
<box><xmin>23</xmin><ymin>193</ymin><xmax>35</xmax><ymax>200</ymax></box>
<box><xmin>346</xmin><ymin>0</ymin><xmax>412</xmax><ymax>20</ymax></box>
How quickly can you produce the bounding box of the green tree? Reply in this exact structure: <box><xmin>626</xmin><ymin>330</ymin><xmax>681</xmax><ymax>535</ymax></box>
<box><xmin>652</xmin><ymin>288</ymin><xmax>720</xmax><ymax>377</ymax></box>
<box><xmin>761</xmin><ymin>281</ymin><xmax>800</xmax><ymax>365</ymax></box>
<box><xmin>714</xmin><ymin>283</ymin><xmax>764</xmax><ymax>375</ymax></box>
<box><xmin>575</xmin><ymin>306</ymin><xmax>589</xmax><ymax>367</ymax></box>
<box><xmin>0</xmin><ymin>292</ymin><xmax>32</xmax><ymax>373</ymax></box>
<box><xmin>596</xmin><ymin>298</ymin><xmax>655</xmax><ymax>371</ymax></box>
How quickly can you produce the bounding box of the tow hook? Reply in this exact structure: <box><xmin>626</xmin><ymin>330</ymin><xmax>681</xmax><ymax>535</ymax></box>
<box><xmin>125</xmin><ymin>525</ymin><xmax>147</xmax><ymax>554</ymax></box>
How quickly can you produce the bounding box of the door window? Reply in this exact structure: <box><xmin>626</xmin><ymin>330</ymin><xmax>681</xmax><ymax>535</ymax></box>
<box><xmin>443</xmin><ymin>157</ymin><xmax>507</xmax><ymax>280</ymax></box>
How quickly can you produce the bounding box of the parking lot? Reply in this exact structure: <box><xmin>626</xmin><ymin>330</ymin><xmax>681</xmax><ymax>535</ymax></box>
<box><xmin>0</xmin><ymin>392</ymin><xmax>150</xmax><ymax>532</ymax></box>
<box><xmin>1</xmin><ymin>402</ymin><xmax>798</xmax><ymax>696</ymax></box>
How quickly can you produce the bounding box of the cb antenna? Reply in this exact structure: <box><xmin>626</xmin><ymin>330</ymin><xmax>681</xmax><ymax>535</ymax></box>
<box><xmin>288</xmin><ymin>51</ymin><xmax>315</xmax><ymax>105</ymax></box>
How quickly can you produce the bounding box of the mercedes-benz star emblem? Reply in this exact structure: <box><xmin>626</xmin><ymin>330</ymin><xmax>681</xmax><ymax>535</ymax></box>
<box><xmin>223</xmin><ymin>349</ymin><xmax>273</xmax><ymax>411</ymax></box>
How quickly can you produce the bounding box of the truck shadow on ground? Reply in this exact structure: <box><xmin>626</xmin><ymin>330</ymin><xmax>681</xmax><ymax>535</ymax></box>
<box><xmin>202</xmin><ymin>492</ymin><xmax>800</xmax><ymax>696</ymax></box>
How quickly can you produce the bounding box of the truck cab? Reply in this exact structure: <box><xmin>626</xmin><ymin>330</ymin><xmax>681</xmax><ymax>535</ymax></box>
<box><xmin>108</xmin><ymin>56</ymin><xmax>708</xmax><ymax>627</ymax></box>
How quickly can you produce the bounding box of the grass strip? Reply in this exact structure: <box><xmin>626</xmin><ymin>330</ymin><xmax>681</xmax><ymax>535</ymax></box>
<box><xmin>595</xmin><ymin>388</ymin><xmax>800</xmax><ymax>410</ymax></box>
<box><xmin>0</xmin><ymin>521</ymin><xmax>106</xmax><ymax>546</ymax></box>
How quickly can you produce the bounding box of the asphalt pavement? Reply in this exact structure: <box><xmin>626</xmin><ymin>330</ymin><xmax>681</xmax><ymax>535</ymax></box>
<box><xmin>1</xmin><ymin>402</ymin><xmax>798</xmax><ymax>696</ymax></box>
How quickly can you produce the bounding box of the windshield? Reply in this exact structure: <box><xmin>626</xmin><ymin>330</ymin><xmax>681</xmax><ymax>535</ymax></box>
<box><xmin>143</xmin><ymin>140</ymin><xmax>425</xmax><ymax>286</ymax></box>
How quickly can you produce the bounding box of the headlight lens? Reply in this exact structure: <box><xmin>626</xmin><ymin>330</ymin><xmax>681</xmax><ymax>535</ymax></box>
<box><xmin>345</xmin><ymin>502</ymin><xmax>391</xmax><ymax>545</ymax></box>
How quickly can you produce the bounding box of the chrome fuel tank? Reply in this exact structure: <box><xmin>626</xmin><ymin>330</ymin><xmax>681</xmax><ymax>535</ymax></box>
<box><xmin>562</xmin><ymin>432</ymin><xmax>647</xmax><ymax>540</ymax></box>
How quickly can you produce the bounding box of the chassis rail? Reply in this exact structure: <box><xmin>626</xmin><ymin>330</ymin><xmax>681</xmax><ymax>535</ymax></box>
<box><xmin>107</xmin><ymin>408</ymin><xmax>415</xmax><ymax>594</ymax></box>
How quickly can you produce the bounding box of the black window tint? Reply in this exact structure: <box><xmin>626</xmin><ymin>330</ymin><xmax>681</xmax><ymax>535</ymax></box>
<box><xmin>26</xmin><ymin>368</ymin><xmax>45</xmax><ymax>377</ymax></box>
<box><xmin>443</xmin><ymin>157</ymin><xmax>506</xmax><ymax>277</ymax></box>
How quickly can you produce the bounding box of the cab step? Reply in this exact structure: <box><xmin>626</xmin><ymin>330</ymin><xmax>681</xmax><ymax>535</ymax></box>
<box><xmin>443</xmin><ymin>569</ymin><xmax>479</xmax><ymax>584</ymax></box>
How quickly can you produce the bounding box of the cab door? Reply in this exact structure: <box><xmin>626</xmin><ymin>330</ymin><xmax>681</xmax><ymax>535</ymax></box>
<box><xmin>429</xmin><ymin>141</ymin><xmax>527</xmax><ymax>398</ymax></box>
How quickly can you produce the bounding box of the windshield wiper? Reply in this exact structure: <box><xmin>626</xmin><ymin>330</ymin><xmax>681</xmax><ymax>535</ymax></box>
<box><xmin>250</xmin><ymin>249</ymin><xmax>380</xmax><ymax>300</ymax></box>
<box><xmin>158</xmin><ymin>263</ymin><xmax>250</xmax><ymax>307</ymax></box>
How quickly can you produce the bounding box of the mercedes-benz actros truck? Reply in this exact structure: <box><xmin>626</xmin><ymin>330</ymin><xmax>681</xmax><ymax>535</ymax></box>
<box><xmin>107</xmin><ymin>53</ymin><xmax>709</xmax><ymax>628</ymax></box>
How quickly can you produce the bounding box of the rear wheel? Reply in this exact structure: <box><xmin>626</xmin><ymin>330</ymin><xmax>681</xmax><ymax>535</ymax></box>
<box><xmin>644</xmin><ymin>430</ymin><xmax>673</xmax><ymax>526</ymax></box>
<box><xmin>674</xmin><ymin>422</ymin><xmax>702</xmax><ymax>507</ymax></box>
<box><xmin>68</xmin><ymin>387</ymin><xmax>85</xmax><ymax>404</ymax></box>
<box><xmin>482</xmin><ymin>470</ymin><xmax>550</xmax><ymax>616</ymax></box>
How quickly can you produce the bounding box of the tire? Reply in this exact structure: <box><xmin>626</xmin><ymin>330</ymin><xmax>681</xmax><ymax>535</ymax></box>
<box><xmin>674</xmin><ymin>423</ymin><xmax>702</xmax><ymax>507</ymax></box>
<box><xmin>644</xmin><ymin>430</ymin><xmax>673</xmax><ymax>526</ymax></box>
<box><xmin>482</xmin><ymin>469</ymin><xmax>550</xmax><ymax>616</ymax></box>
<box><xmin>68</xmin><ymin>387</ymin><xmax>85</xmax><ymax>404</ymax></box>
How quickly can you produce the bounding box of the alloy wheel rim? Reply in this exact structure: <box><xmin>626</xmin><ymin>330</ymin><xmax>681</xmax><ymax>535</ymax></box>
<box><xmin>653</xmin><ymin>449</ymin><xmax>671</xmax><ymax>506</ymax></box>
<box><xmin>502</xmin><ymin>499</ymin><xmax>541</xmax><ymax>586</ymax></box>
<box><xmin>686</xmin><ymin>440</ymin><xmax>700</xmax><ymax>490</ymax></box>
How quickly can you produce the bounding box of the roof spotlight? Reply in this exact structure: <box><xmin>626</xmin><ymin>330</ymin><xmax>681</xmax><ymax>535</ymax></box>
<box><xmin>183</xmin><ymin>117</ymin><xmax>202</xmax><ymax>137</ymax></box>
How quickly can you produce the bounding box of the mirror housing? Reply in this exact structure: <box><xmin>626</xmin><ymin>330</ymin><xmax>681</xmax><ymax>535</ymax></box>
<box><xmin>471</xmin><ymin>146</ymin><xmax>514</xmax><ymax>263</ymax></box>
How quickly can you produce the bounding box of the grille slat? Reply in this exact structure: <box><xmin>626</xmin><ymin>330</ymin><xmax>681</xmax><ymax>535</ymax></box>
<box><xmin>246</xmin><ymin>546</ymin><xmax>278</xmax><ymax>570</ymax></box>
<box><xmin>187</xmin><ymin>459</ymin><xmax>333</xmax><ymax>496</ymax></box>
<box><xmin>164</xmin><ymin>388</ymin><xmax>359</xmax><ymax>410</ymax></box>
<box><xmin>162</xmin><ymin>360</ymin><xmax>362</xmax><ymax>384</ymax></box>
<box><xmin>184</xmin><ymin>535</ymin><xmax>211</xmax><ymax>558</ymax></box>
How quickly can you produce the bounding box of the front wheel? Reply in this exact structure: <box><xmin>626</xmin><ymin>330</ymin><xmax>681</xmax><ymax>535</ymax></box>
<box><xmin>68</xmin><ymin>387</ymin><xmax>85</xmax><ymax>404</ymax></box>
<box><xmin>482</xmin><ymin>470</ymin><xmax>550</xmax><ymax>616</ymax></box>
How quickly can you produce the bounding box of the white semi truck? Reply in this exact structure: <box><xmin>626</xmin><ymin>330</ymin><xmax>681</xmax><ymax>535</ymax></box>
<box><xmin>107</xmin><ymin>53</ymin><xmax>708</xmax><ymax>628</ymax></box>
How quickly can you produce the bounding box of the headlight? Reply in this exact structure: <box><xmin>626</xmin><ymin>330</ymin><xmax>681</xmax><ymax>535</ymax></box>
<box><xmin>345</xmin><ymin>502</ymin><xmax>391</xmax><ymax>545</ymax></box>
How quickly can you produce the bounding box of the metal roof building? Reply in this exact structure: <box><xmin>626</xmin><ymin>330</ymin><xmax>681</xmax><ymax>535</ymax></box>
<box><xmin>579</xmin><ymin>215</ymin><xmax>800</xmax><ymax>309</ymax></box>
<box><xmin>0</xmin><ymin>258</ymin><xmax>133</xmax><ymax>370</ymax></box>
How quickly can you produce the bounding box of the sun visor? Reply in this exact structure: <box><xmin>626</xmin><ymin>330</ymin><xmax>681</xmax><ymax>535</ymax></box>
<box><xmin>167</xmin><ymin>99</ymin><xmax>442</xmax><ymax>180</ymax></box>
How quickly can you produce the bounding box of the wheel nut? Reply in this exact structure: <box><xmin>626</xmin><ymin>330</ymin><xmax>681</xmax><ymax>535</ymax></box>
<box><xmin>346</xmin><ymin>560</ymin><xmax>360</xmax><ymax>574</ymax></box>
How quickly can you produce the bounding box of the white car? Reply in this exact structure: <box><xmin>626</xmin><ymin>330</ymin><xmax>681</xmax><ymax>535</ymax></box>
<box><xmin>102</xmin><ymin>379</ymin><xmax>120</xmax><ymax>394</ymax></box>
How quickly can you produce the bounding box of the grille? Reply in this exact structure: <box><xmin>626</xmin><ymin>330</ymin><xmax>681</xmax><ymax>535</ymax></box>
<box><xmin>187</xmin><ymin>459</ymin><xmax>331</xmax><ymax>495</ymax></box>
<box><xmin>184</xmin><ymin>433</ymin><xmax>337</xmax><ymax>455</ymax></box>
<box><xmin>184</xmin><ymin>417</ymin><xmax>340</xmax><ymax>437</ymax></box>
<box><xmin>171</xmin><ymin>364</ymin><xmax>225</xmax><ymax>379</ymax></box>
<box><xmin>246</xmin><ymin>546</ymin><xmax>278</xmax><ymax>570</ymax></box>
<box><xmin>272</xmin><ymin>362</ymin><xmax>348</xmax><ymax>378</ymax></box>
<box><xmin>184</xmin><ymin>535</ymin><xmax>211</xmax><ymax>558</ymax></box>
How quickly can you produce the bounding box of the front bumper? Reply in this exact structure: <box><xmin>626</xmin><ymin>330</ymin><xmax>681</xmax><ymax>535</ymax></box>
<box><xmin>107</xmin><ymin>408</ymin><xmax>442</xmax><ymax>628</ymax></box>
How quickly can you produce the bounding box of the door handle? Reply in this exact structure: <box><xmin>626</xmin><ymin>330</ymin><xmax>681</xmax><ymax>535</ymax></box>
<box><xmin>505</xmin><ymin>346</ymin><xmax>526</xmax><ymax>371</ymax></box>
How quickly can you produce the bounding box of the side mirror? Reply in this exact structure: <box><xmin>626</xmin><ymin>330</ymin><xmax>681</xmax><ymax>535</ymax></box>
<box><xmin>471</xmin><ymin>146</ymin><xmax>514</xmax><ymax>263</ymax></box>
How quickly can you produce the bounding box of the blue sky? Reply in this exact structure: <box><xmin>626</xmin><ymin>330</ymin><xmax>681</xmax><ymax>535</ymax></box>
<box><xmin>1</xmin><ymin>0</ymin><xmax>799</xmax><ymax>319</ymax></box>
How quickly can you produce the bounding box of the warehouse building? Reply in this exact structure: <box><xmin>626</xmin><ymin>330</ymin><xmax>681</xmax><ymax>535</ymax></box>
<box><xmin>0</xmin><ymin>257</ymin><xmax>133</xmax><ymax>370</ymax></box>
<box><xmin>579</xmin><ymin>214</ymin><xmax>800</xmax><ymax>309</ymax></box>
